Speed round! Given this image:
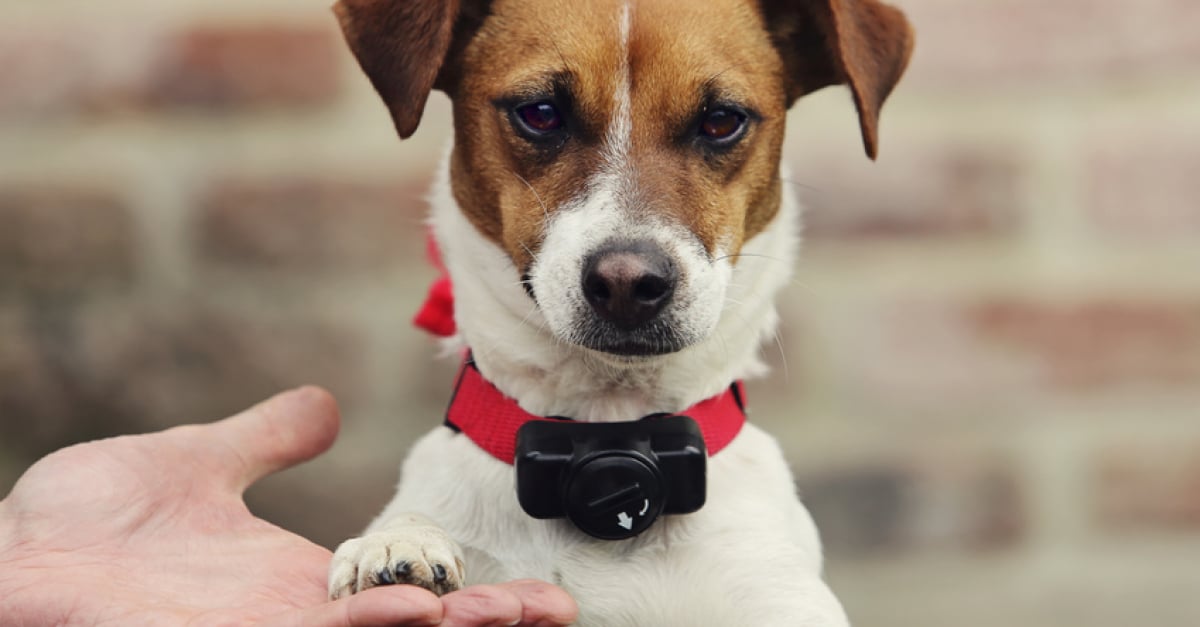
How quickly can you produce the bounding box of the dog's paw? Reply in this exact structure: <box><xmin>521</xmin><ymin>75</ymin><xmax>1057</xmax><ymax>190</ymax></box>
<box><xmin>328</xmin><ymin>521</ymin><xmax>465</xmax><ymax>600</ymax></box>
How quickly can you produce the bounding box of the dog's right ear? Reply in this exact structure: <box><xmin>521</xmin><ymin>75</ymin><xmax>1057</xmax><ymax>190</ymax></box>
<box><xmin>334</xmin><ymin>0</ymin><xmax>487</xmax><ymax>139</ymax></box>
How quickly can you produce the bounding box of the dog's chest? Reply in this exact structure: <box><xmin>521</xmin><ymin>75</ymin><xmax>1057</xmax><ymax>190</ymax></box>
<box><xmin>383</xmin><ymin>424</ymin><xmax>825</xmax><ymax>626</ymax></box>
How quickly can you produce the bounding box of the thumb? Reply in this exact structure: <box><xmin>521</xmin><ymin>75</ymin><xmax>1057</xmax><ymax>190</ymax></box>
<box><xmin>197</xmin><ymin>386</ymin><xmax>342</xmax><ymax>492</ymax></box>
<box><xmin>266</xmin><ymin>584</ymin><xmax>443</xmax><ymax>627</ymax></box>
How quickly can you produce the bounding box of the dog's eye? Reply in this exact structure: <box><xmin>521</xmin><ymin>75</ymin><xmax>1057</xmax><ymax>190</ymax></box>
<box><xmin>513</xmin><ymin>101</ymin><xmax>563</xmax><ymax>137</ymax></box>
<box><xmin>699</xmin><ymin>108</ymin><xmax>748</xmax><ymax>144</ymax></box>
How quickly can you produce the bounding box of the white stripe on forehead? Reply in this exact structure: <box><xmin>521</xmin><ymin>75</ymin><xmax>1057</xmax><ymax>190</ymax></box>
<box><xmin>602</xmin><ymin>1</ymin><xmax>633</xmax><ymax>179</ymax></box>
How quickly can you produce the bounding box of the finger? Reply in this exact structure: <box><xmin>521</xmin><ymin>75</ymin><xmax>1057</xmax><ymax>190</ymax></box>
<box><xmin>187</xmin><ymin>386</ymin><xmax>342</xmax><ymax>492</ymax></box>
<box><xmin>268</xmin><ymin>584</ymin><xmax>443</xmax><ymax>627</ymax></box>
<box><xmin>493</xmin><ymin>580</ymin><xmax>578</xmax><ymax>626</ymax></box>
<box><xmin>439</xmin><ymin>585</ymin><xmax>523</xmax><ymax>627</ymax></box>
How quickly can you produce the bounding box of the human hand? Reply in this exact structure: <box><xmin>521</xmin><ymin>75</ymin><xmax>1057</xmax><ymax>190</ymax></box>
<box><xmin>0</xmin><ymin>387</ymin><xmax>577</xmax><ymax>626</ymax></box>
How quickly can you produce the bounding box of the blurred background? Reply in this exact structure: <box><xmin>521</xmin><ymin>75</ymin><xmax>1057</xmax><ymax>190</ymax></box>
<box><xmin>2</xmin><ymin>0</ymin><xmax>1199</xmax><ymax>625</ymax></box>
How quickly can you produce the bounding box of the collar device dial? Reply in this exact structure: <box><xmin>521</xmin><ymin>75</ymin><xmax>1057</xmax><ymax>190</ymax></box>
<box><xmin>515</xmin><ymin>415</ymin><xmax>707</xmax><ymax>540</ymax></box>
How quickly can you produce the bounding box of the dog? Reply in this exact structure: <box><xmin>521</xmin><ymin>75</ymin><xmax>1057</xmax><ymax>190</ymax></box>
<box><xmin>326</xmin><ymin>0</ymin><xmax>912</xmax><ymax>624</ymax></box>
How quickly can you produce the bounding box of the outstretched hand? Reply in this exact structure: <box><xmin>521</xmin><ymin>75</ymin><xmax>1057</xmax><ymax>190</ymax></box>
<box><xmin>0</xmin><ymin>387</ymin><xmax>577</xmax><ymax>626</ymax></box>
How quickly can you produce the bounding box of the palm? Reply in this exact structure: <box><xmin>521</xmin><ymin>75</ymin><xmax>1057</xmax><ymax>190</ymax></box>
<box><xmin>0</xmin><ymin>388</ymin><xmax>576</xmax><ymax>627</ymax></box>
<box><xmin>3</xmin><ymin>428</ymin><xmax>339</xmax><ymax>625</ymax></box>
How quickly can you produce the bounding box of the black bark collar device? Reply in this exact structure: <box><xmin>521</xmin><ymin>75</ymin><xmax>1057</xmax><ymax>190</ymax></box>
<box><xmin>443</xmin><ymin>358</ymin><xmax>747</xmax><ymax>540</ymax></box>
<box><xmin>515</xmin><ymin>415</ymin><xmax>707</xmax><ymax>539</ymax></box>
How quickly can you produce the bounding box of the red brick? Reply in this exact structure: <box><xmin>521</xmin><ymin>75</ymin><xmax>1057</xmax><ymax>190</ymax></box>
<box><xmin>0</xmin><ymin>300</ymin><xmax>368</xmax><ymax>460</ymax></box>
<box><xmin>0</xmin><ymin>186</ymin><xmax>136</xmax><ymax>291</ymax></box>
<box><xmin>828</xmin><ymin>298</ymin><xmax>1200</xmax><ymax>413</ymax></box>
<box><xmin>149</xmin><ymin>24</ymin><xmax>342</xmax><ymax>110</ymax></box>
<box><xmin>1093</xmin><ymin>441</ymin><xmax>1200</xmax><ymax>531</ymax></box>
<box><xmin>1087</xmin><ymin>133</ymin><xmax>1200</xmax><ymax>239</ymax></box>
<box><xmin>0</xmin><ymin>306</ymin><xmax>89</xmax><ymax>451</ymax></box>
<box><xmin>908</xmin><ymin>454</ymin><xmax>1025</xmax><ymax>550</ymax></box>
<box><xmin>800</xmin><ymin>454</ymin><xmax>1023</xmax><ymax>554</ymax></box>
<box><xmin>966</xmin><ymin>300</ymin><xmax>1200</xmax><ymax>391</ymax></box>
<box><xmin>800</xmin><ymin>466</ymin><xmax>911</xmax><ymax>553</ymax></box>
<box><xmin>0</xmin><ymin>21</ymin><xmax>340</xmax><ymax>117</ymax></box>
<box><xmin>825</xmin><ymin>300</ymin><xmax>1035</xmax><ymax>412</ymax></box>
<box><xmin>197</xmin><ymin>176</ymin><xmax>433</xmax><ymax>271</ymax></box>
<box><xmin>794</xmin><ymin>145</ymin><xmax>1022</xmax><ymax>240</ymax></box>
<box><xmin>903</xmin><ymin>0</ymin><xmax>1200</xmax><ymax>88</ymax></box>
<box><xmin>0</xmin><ymin>24</ymin><xmax>147</xmax><ymax>116</ymax></box>
<box><xmin>75</xmin><ymin>302</ymin><xmax>369</xmax><ymax>428</ymax></box>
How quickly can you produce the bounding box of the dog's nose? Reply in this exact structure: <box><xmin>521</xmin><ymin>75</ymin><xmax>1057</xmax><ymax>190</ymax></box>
<box><xmin>581</xmin><ymin>241</ymin><xmax>677</xmax><ymax>331</ymax></box>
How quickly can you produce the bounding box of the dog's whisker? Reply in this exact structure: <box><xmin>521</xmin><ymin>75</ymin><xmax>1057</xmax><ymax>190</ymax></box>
<box><xmin>512</xmin><ymin>171</ymin><xmax>551</xmax><ymax>224</ymax></box>
<box><xmin>784</xmin><ymin>275</ymin><xmax>817</xmax><ymax>294</ymax></box>
<box><xmin>779</xmin><ymin>176</ymin><xmax>826</xmax><ymax>194</ymax></box>
<box><xmin>515</xmin><ymin>303</ymin><xmax>541</xmax><ymax>332</ymax></box>
<box><xmin>722</xmin><ymin>295</ymin><xmax>746</xmax><ymax>309</ymax></box>
<box><xmin>719</xmin><ymin>295</ymin><xmax>790</xmax><ymax>381</ymax></box>
<box><xmin>518</xmin><ymin>241</ymin><xmax>542</xmax><ymax>266</ymax></box>
<box><xmin>771</xmin><ymin>326</ymin><xmax>790</xmax><ymax>382</ymax></box>
<box><xmin>714</xmin><ymin>252</ymin><xmax>787</xmax><ymax>264</ymax></box>
<box><xmin>713</xmin><ymin>324</ymin><xmax>732</xmax><ymax>366</ymax></box>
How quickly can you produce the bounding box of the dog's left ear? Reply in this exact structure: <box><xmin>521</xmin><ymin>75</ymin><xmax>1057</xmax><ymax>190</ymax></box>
<box><xmin>762</xmin><ymin>0</ymin><xmax>914</xmax><ymax>159</ymax></box>
<box><xmin>334</xmin><ymin>0</ymin><xmax>489</xmax><ymax>139</ymax></box>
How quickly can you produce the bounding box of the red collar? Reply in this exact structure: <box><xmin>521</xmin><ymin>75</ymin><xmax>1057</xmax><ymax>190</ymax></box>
<box><xmin>445</xmin><ymin>360</ymin><xmax>748</xmax><ymax>464</ymax></box>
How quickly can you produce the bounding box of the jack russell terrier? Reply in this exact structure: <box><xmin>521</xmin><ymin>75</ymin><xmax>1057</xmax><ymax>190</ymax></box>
<box><xmin>327</xmin><ymin>0</ymin><xmax>912</xmax><ymax>624</ymax></box>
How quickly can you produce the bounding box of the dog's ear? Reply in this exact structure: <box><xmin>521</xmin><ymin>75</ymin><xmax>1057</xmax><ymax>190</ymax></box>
<box><xmin>762</xmin><ymin>0</ymin><xmax>914</xmax><ymax>159</ymax></box>
<box><xmin>333</xmin><ymin>0</ymin><xmax>489</xmax><ymax>139</ymax></box>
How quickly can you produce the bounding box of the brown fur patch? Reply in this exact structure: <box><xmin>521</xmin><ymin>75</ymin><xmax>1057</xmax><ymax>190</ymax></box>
<box><xmin>625</xmin><ymin>0</ymin><xmax>790</xmax><ymax>256</ymax></box>
<box><xmin>445</xmin><ymin>0</ymin><xmax>796</xmax><ymax>268</ymax></box>
<box><xmin>443</xmin><ymin>0</ymin><xmax>627</xmax><ymax>270</ymax></box>
<box><xmin>334</xmin><ymin>0</ymin><xmax>912</xmax><ymax>270</ymax></box>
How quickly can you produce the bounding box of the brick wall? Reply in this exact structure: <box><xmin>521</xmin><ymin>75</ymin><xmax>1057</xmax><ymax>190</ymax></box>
<box><xmin>2</xmin><ymin>1</ymin><xmax>1198</xmax><ymax>625</ymax></box>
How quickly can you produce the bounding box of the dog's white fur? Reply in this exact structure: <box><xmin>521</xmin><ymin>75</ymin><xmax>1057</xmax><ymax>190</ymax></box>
<box><xmin>328</xmin><ymin>2</ymin><xmax>850</xmax><ymax>621</ymax></box>
<box><xmin>328</xmin><ymin>135</ymin><xmax>849</xmax><ymax>623</ymax></box>
<box><xmin>325</xmin><ymin>0</ymin><xmax>916</xmax><ymax>617</ymax></box>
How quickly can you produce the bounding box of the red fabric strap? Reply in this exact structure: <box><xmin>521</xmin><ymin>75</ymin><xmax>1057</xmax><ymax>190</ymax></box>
<box><xmin>413</xmin><ymin>276</ymin><xmax>455</xmax><ymax>337</ymax></box>
<box><xmin>414</xmin><ymin>233</ymin><xmax>457</xmax><ymax>337</ymax></box>
<box><xmin>445</xmin><ymin>360</ymin><xmax>747</xmax><ymax>464</ymax></box>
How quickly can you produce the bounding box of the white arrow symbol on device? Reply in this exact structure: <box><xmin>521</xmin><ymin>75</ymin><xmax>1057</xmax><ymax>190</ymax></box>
<box><xmin>617</xmin><ymin>512</ymin><xmax>633</xmax><ymax>530</ymax></box>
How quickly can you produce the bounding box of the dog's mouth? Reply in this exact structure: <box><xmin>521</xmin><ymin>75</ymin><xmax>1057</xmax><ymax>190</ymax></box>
<box><xmin>576</xmin><ymin>321</ymin><xmax>689</xmax><ymax>358</ymax></box>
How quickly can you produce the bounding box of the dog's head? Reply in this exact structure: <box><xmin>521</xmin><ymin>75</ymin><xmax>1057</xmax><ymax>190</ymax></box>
<box><xmin>336</xmin><ymin>0</ymin><xmax>912</xmax><ymax>359</ymax></box>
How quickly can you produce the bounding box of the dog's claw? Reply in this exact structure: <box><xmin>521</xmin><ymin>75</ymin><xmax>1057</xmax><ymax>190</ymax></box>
<box><xmin>328</xmin><ymin>525</ymin><xmax>465</xmax><ymax>600</ymax></box>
